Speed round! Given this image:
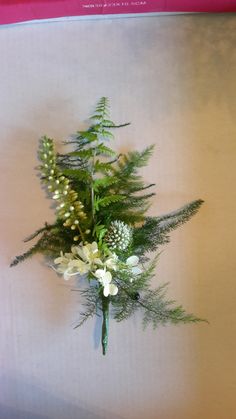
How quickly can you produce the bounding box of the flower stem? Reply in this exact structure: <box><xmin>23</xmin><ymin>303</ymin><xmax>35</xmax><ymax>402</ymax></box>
<box><xmin>101</xmin><ymin>295</ymin><xmax>110</xmax><ymax>355</ymax></box>
<box><xmin>91</xmin><ymin>183</ymin><xmax>95</xmax><ymax>223</ymax></box>
<box><xmin>77</xmin><ymin>224</ymin><xmax>86</xmax><ymax>243</ymax></box>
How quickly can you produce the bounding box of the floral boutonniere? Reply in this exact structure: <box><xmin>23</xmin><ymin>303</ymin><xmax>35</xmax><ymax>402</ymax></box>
<box><xmin>11</xmin><ymin>98</ymin><xmax>205</xmax><ymax>354</ymax></box>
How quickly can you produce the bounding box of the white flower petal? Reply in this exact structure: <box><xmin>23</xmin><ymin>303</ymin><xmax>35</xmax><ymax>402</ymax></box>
<box><xmin>94</xmin><ymin>258</ymin><xmax>103</xmax><ymax>266</ymax></box>
<box><xmin>91</xmin><ymin>241</ymin><xmax>99</xmax><ymax>253</ymax></box>
<box><xmin>109</xmin><ymin>284</ymin><xmax>118</xmax><ymax>296</ymax></box>
<box><xmin>102</xmin><ymin>283</ymin><xmax>118</xmax><ymax>296</ymax></box>
<box><xmin>131</xmin><ymin>266</ymin><xmax>142</xmax><ymax>275</ymax></box>
<box><xmin>70</xmin><ymin>260</ymin><xmax>90</xmax><ymax>275</ymax></box>
<box><xmin>102</xmin><ymin>275</ymin><xmax>111</xmax><ymax>287</ymax></box>
<box><xmin>54</xmin><ymin>257</ymin><xmax>62</xmax><ymax>264</ymax></box>
<box><xmin>94</xmin><ymin>269</ymin><xmax>113</xmax><ymax>287</ymax></box>
<box><xmin>103</xmin><ymin>285</ymin><xmax>110</xmax><ymax>297</ymax></box>
<box><xmin>75</xmin><ymin>247</ymin><xmax>86</xmax><ymax>260</ymax></box>
<box><xmin>54</xmin><ymin>256</ymin><xmax>67</xmax><ymax>265</ymax></box>
<box><xmin>94</xmin><ymin>269</ymin><xmax>106</xmax><ymax>280</ymax></box>
<box><xmin>64</xmin><ymin>252</ymin><xmax>73</xmax><ymax>259</ymax></box>
<box><xmin>71</xmin><ymin>246</ymin><xmax>78</xmax><ymax>255</ymax></box>
<box><xmin>126</xmin><ymin>255</ymin><xmax>139</xmax><ymax>267</ymax></box>
<box><xmin>103</xmin><ymin>271</ymin><xmax>112</xmax><ymax>283</ymax></box>
<box><xmin>81</xmin><ymin>246</ymin><xmax>90</xmax><ymax>261</ymax></box>
<box><xmin>105</xmin><ymin>256</ymin><xmax>118</xmax><ymax>271</ymax></box>
<box><xmin>56</xmin><ymin>265</ymin><xmax>68</xmax><ymax>274</ymax></box>
<box><xmin>63</xmin><ymin>270</ymin><xmax>74</xmax><ymax>281</ymax></box>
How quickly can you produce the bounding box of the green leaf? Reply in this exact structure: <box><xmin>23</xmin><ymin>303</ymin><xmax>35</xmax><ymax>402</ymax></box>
<box><xmin>94</xmin><ymin>161</ymin><xmax>113</xmax><ymax>174</ymax></box>
<box><xmin>68</xmin><ymin>149</ymin><xmax>94</xmax><ymax>159</ymax></box>
<box><xmin>93</xmin><ymin>223</ymin><xmax>108</xmax><ymax>241</ymax></box>
<box><xmin>90</xmin><ymin>114</ymin><xmax>103</xmax><ymax>121</ymax></box>
<box><xmin>96</xmin><ymin>144</ymin><xmax>117</xmax><ymax>157</ymax></box>
<box><xmin>93</xmin><ymin>176</ymin><xmax>118</xmax><ymax>192</ymax></box>
<box><xmin>62</xmin><ymin>168</ymin><xmax>91</xmax><ymax>181</ymax></box>
<box><xmin>132</xmin><ymin>200</ymin><xmax>204</xmax><ymax>254</ymax></box>
<box><xmin>77</xmin><ymin>131</ymin><xmax>98</xmax><ymax>142</ymax></box>
<box><xmin>94</xmin><ymin>195</ymin><xmax>125</xmax><ymax>211</ymax></box>
<box><xmin>90</xmin><ymin>97</ymin><xmax>110</xmax><ymax>122</ymax></box>
<box><xmin>120</xmin><ymin>145</ymin><xmax>155</xmax><ymax>172</ymax></box>
<box><xmin>100</xmin><ymin>130</ymin><xmax>114</xmax><ymax>140</ymax></box>
<box><xmin>102</xmin><ymin>119</ymin><xmax>115</xmax><ymax>127</ymax></box>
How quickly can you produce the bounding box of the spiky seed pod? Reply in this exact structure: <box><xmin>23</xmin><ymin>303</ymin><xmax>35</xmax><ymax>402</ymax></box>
<box><xmin>105</xmin><ymin>220</ymin><xmax>132</xmax><ymax>251</ymax></box>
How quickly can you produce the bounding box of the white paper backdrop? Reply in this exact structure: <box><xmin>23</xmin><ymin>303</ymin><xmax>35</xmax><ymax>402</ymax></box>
<box><xmin>0</xmin><ymin>14</ymin><xmax>236</xmax><ymax>419</ymax></box>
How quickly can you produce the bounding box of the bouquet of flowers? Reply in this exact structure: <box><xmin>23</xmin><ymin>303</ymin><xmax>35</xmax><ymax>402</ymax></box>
<box><xmin>11</xmin><ymin>98</ymin><xmax>205</xmax><ymax>354</ymax></box>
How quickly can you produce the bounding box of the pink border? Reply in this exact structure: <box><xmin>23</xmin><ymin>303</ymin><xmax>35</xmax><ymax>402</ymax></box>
<box><xmin>0</xmin><ymin>0</ymin><xmax>236</xmax><ymax>25</ymax></box>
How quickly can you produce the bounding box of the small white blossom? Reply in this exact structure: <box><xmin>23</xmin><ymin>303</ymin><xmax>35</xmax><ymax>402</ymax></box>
<box><xmin>126</xmin><ymin>255</ymin><xmax>142</xmax><ymax>280</ymax></box>
<box><xmin>73</xmin><ymin>241</ymin><xmax>102</xmax><ymax>267</ymax></box>
<box><xmin>67</xmin><ymin>259</ymin><xmax>90</xmax><ymax>276</ymax></box>
<box><xmin>94</xmin><ymin>269</ymin><xmax>118</xmax><ymax>297</ymax></box>
<box><xmin>54</xmin><ymin>251</ymin><xmax>78</xmax><ymax>280</ymax></box>
<box><xmin>104</xmin><ymin>253</ymin><xmax>118</xmax><ymax>271</ymax></box>
<box><xmin>54</xmin><ymin>251</ymin><xmax>73</xmax><ymax>274</ymax></box>
<box><xmin>54</xmin><ymin>242</ymin><xmax>120</xmax><ymax>290</ymax></box>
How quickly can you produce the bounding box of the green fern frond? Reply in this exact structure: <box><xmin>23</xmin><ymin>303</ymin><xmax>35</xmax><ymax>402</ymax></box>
<box><xmin>23</xmin><ymin>222</ymin><xmax>55</xmax><ymax>243</ymax></box>
<box><xmin>78</xmin><ymin>130</ymin><xmax>98</xmax><ymax>141</ymax></box>
<box><xmin>96</xmin><ymin>143</ymin><xmax>117</xmax><ymax>157</ymax></box>
<box><xmin>68</xmin><ymin>149</ymin><xmax>94</xmax><ymax>159</ymax></box>
<box><xmin>157</xmin><ymin>199</ymin><xmax>204</xmax><ymax>229</ymax></box>
<box><xmin>99</xmin><ymin>130</ymin><xmax>114</xmax><ymax>140</ymax></box>
<box><xmin>132</xmin><ymin>199</ymin><xmax>204</xmax><ymax>255</ymax></box>
<box><xmin>94</xmin><ymin>161</ymin><xmax>113</xmax><ymax>174</ymax></box>
<box><xmin>10</xmin><ymin>243</ymin><xmax>41</xmax><ymax>267</ymax></box>
<box><xmin>62</xmin><ymin>168</ymin><xmax>91</xmax><ymax>182</ymax></box>
<box><xmin>117</xmin><ymin>145</ymin><xmax>155</xmax><ymax>175</ymax></box>
<box><xmin>93</xmin><ymin>176</ymin><xmax>118</xmax><ymax>192</ymax></box>
<box><xmin>94</xmin><ymin>194</ymin><xmax>125</xmax><ymax>211</ymax></box>
<box><xmin>73</xmin><ymin>286</ymin><xmax>100</xmax><ymax>329</ymax></box>
<box><xmin>90</xmin><ymin>97</ymin><xmax>110</xmax><ymax>122</ymax></box>
<box><xmin>141</xmin><ymin>286</ymin><xmax>205</xmax><ymax>328</ymax></box>
<box><xmin>100</xmin><ymin>119</ymin><xmax>115</xmax><ymax>127</ymax></box>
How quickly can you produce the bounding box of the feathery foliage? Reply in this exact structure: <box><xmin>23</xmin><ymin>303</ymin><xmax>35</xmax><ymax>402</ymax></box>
<box><xmin>132</xmin><ymin>199</ymin><xmax>204</xmax><ymax>256</ymax></box>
